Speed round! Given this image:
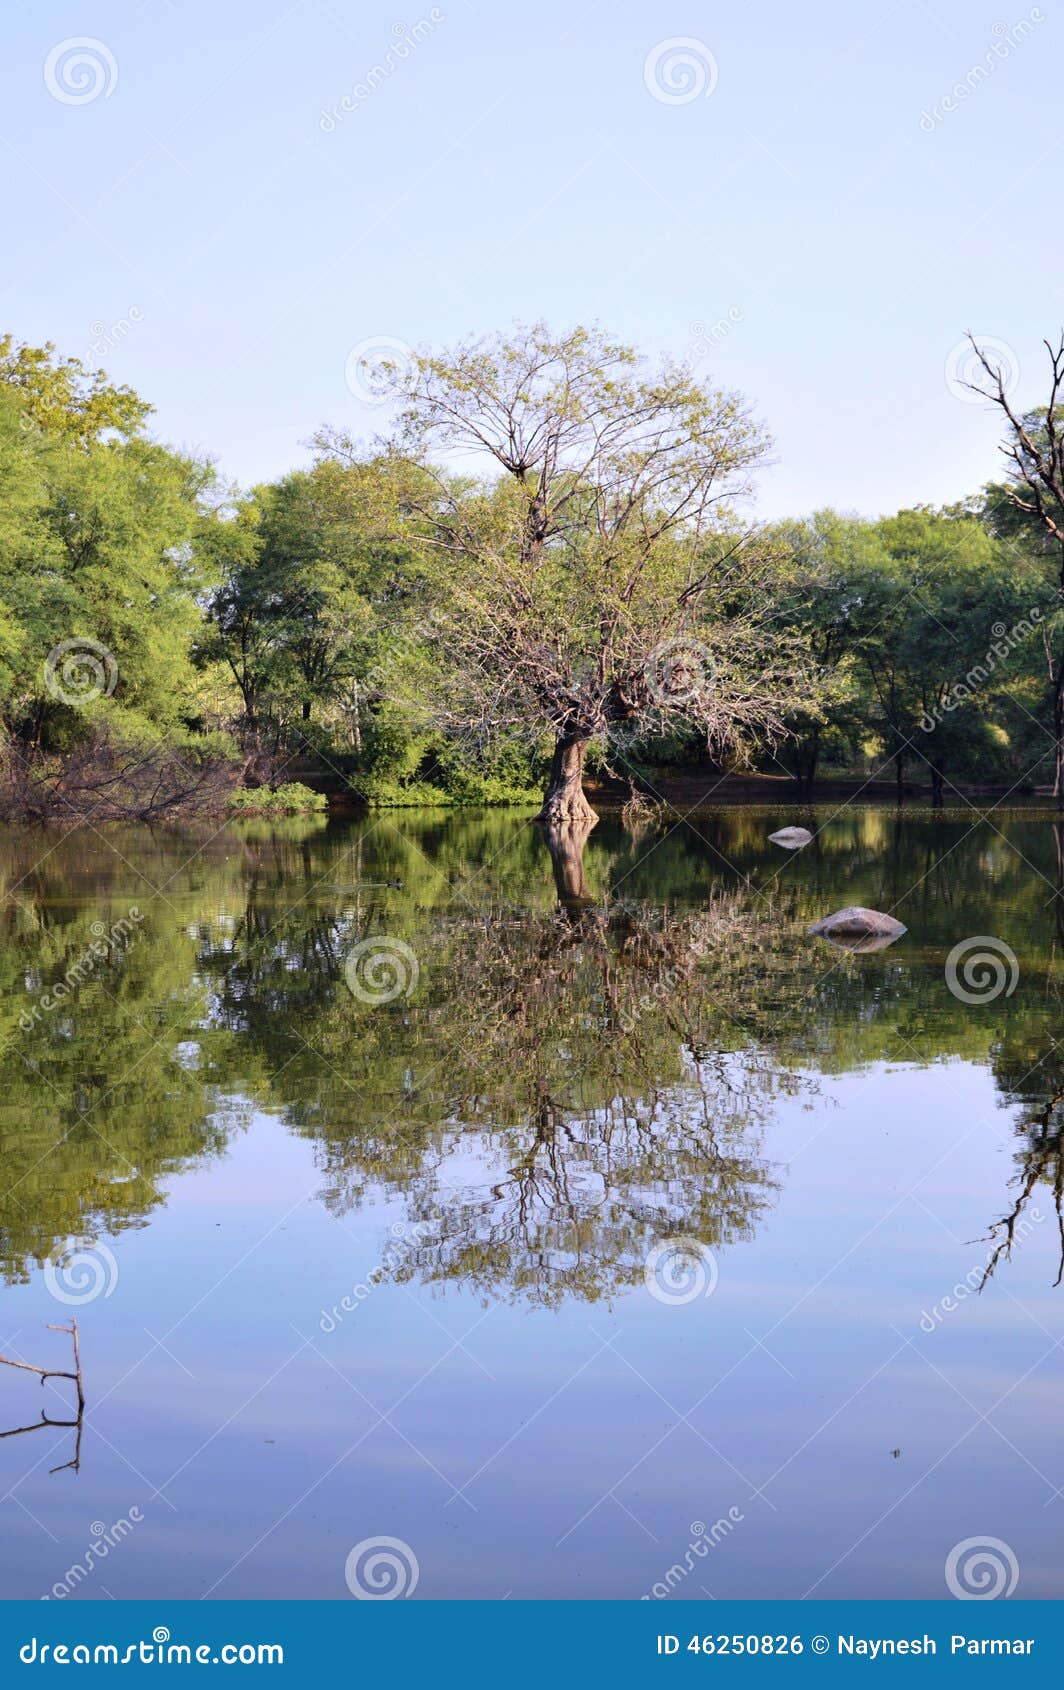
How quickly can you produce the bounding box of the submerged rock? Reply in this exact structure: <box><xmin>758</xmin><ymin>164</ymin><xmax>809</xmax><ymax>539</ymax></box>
<box><xmin>808</xmin><ymin>906</ymin><xmax>907</xmax><ymax>953</ymax></box>
<box><xmin>769</xmin><ymin>826</ymin><xmax>813</xmax><ymax>849</ymax></box>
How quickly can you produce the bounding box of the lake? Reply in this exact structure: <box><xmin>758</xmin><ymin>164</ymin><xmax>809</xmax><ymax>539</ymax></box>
<box><xmin>0</xmin><ymin>805</ymin><xmax>1062</xmax><ymax>1601</ymax></box>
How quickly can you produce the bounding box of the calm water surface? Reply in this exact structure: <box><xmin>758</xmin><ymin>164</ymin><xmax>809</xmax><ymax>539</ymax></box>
<box><xmin>1</xmin><ymin>805</ymin><xmax>1062</xmax><ymax>1600</ymax></box>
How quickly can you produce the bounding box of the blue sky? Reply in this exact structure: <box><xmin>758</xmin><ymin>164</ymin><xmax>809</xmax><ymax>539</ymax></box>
<box><xmin>3</xmin><ymin>0</ymin><xmax>1061</xmax><ymax>515</ymax></box>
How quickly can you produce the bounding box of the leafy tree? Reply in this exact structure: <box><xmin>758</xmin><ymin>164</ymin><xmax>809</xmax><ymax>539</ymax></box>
<box><xmin>324</xmin><ymin>323</ymin><xmax>813</xmax><ymax>830</ymax></box>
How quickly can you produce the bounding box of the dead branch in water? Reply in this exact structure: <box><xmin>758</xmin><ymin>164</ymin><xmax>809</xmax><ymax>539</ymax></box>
<box><xmin>0</xmin><ymin>1318</ymin><xmax>85</xmax><ymax>1417</ymax></box>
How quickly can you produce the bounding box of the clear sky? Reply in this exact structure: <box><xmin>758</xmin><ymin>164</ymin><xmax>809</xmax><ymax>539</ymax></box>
<box><xmin>3</xmin><ymin>0</ymin><xmax>1061</xmax><ymax>516</ymax></box>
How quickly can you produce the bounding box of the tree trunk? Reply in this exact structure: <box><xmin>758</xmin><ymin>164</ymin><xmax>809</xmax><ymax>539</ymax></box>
<box><xmin>1054</xmin><ymin>659</ymin><xmax>1064</xmax><ymax>810</ymax></box>
<box><xmin>538</xmin><ymin>735</ymin><xmax>598</xmax><ymax>831</ymax></box>
<box><xmin>894</xmin><ymin>750</ymin><xmax>906</xmax><ymax>803</ymax></box>
<box><xmin>930</xmin><ymin>765</ymin><xmax>944</xmax><ymax>806</ymax></box>
<box><xmin>796</xmin><ymin>734</ymin><xmax>819</xmax><ymax>788</ymax></box>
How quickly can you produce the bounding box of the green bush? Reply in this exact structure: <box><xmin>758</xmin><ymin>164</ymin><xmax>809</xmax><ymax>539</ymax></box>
<box><xmin>227</xmin><ymin>782</ymin><xmax>327</xmax><ymax>816</ymax></box>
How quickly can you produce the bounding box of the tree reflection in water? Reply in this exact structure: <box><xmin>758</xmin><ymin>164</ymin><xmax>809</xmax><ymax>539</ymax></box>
<box><xmin>2</xmin><ymin>808</ymin><xmax>1064</xmax><ymax>1302</ymax></box>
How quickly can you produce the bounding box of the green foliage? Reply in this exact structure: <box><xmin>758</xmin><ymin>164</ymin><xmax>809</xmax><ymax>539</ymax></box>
<box><xmin>3</xmin><ymin>326</ymin><xmax>1064</xmax><ymax>812</ymax></box>
<box><xmin>226</xmin><ymin>782</ymin><xmax>327</xmax><ymax>815</ymax></box>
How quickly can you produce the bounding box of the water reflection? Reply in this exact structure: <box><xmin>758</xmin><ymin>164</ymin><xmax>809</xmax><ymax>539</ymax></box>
<box><xmin>2</xmin><ymin>806</ymin><xmax>1064</xmax><ymax>1304</ymax></box>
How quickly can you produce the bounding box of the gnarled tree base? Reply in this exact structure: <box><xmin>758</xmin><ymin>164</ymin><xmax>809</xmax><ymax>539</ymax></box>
<box><xmin>537</xmin><ymin>735</ymin><xmax>599</xmax><ymax>833</ymax></box>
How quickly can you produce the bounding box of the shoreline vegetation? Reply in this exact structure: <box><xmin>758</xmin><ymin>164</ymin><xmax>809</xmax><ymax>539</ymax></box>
<box><xmin>4</xmin><ymin>323</ymin><xmax>1064</xmax><ymax>828</ymax></box>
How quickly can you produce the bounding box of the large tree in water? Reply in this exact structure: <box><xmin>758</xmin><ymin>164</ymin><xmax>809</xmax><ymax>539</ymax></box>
<box><xmin>349</xmin><ymin>323</ymin><xmax>803</xmax><ymax>833</ymax></box>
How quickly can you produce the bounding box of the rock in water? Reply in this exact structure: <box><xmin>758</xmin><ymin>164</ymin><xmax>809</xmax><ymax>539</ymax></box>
<box><xmin>808</xmin><ymin>906</ymin><xmax>906</xmax><ymax>953</ymax></box>
<box><xmin>769</xmin><ymin>826</ymin><xmax>813</xmax><ymax>849</ymax></box>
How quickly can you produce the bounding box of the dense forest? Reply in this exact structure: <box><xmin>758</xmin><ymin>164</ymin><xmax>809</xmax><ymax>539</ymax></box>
<box><xmin>3</xmin><ymin>322</ymin><xmax>1064</xmax><ymax>823</ymax></box>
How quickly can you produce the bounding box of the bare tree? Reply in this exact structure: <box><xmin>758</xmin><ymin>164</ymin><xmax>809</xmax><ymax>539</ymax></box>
<box><xmin>966</xmin><ymin>331</ymin><xmax>1064</xmax><ymax>801</ymax></box>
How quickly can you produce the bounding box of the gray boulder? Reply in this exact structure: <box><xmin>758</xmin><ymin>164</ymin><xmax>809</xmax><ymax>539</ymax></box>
<box><xmin>769</xmin><ymin>826</ymin><xmax>813</xmax><ymax>849</ymax></box>
<box><xmin>808</xmin><ymin>906</ymin><xmax>906</xmax><ymax>953</ymax></box>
